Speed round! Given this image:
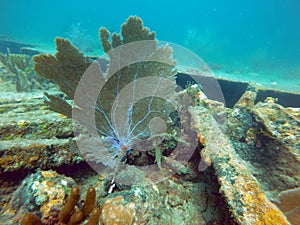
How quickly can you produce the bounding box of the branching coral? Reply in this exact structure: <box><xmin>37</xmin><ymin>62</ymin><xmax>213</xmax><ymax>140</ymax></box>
<box><xmin>20</xmin><ymin>213</ymin><xmax>44</xmax><ymax>225</ymax></box>
<box><xmin>0</xmin><ymin>51</ymin><xmax>30</xmax><ymax>92</ymax></box>
<box><xmin>59</xmin><ymin>186</ymin><xmax>99</xmax><ymax>224</ymax></box>
<box><xmin>20</xmin><ymin>186</ymin><xmax>100</xmax><ymax>225</ymax></box>
<box><xmin>0</xmin><ymin>50</ymin><xmax>52</xmax><ymax>92</ymax></box>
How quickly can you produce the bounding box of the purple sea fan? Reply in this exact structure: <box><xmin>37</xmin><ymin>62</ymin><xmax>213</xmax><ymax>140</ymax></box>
<box><xmin>69</xmin><ymin>17</ymin><xmax>180</xmax><ymax>174</ymax></box>
<box><xmin>33</xmin><ymin>16</ymin><xmax>203</xmax><ymax>182</ymax></box>
<box><xmin>72</xmin><ymin>38</ymin><xmax>178</xmax><ymax>169</ymax></box>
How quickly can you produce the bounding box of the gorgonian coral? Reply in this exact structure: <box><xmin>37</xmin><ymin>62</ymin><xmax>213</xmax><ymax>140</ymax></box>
<box><xmin>33</xmin><ymin>16</ymin><xmax>181</xmax><ymax>175</ymax></box>
<box><xmin>73</xmin><ymin>16</ymin><xmax>179</xmax><ymax>171</ymax></box>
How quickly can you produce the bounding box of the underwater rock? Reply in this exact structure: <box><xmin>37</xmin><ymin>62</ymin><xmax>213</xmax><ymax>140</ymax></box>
<box><xmin>0</xmin><ymin>139</ymin><xmax>82</xmax><ymax>174</ymax></box>
<box><xmin>219</xmin><ymin>91</ymin><xmax>300</xmax><ymax>225</ymax></box>
<box><xmin>2</xmin><ymin>171</ymin><xmax>101</xmax><ymax>225</ymax></box>
<box><xmin>101</xmin><ymin>196</ymin><xmax>135</xmax><ymax>225</ymax></box>
<box><xmin>253</xmin><ymin>98</ymin><xmax>300</xmax><ymax>161</ymax></box>
<box><xmin>3</xmin><ymin>170</ymin><xmax>76</xmax><ymax>224</ymax></box>
<box><xmin>97</xmin><ymin>178</ymin><xmax>218</xmax><ymax>225</ymax></box>
<box><xmin>226</xmin><ymin>90</ymin><xmax>257</xmax><ymax>142</ymax></box>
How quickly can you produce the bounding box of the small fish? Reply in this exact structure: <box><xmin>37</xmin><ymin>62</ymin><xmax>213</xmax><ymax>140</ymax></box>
<box><xmin>197</xmin><ymin>133</ymin><xmax>204</xmax><ymax>145</ymax></box>
<box><xmin>155</xmin><ymin>147</ymin><xmax>164</xmax><ymax>176</ymax></box>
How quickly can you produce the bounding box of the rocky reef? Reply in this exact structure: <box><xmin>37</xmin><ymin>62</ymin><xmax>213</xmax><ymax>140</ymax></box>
<box><xmin>0</xmin><ymin>16</ymin><xmax>299</xmax><ymax>225</ymax></box>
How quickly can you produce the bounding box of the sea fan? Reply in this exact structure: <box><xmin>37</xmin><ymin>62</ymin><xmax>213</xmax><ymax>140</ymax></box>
<box><xmin>33</xmin><ymin>15</ymin><xmax>221</xmax><ymax>186</ymax></box>
<box><xmin>73</xmin><ymin>17</ymin><xmax>177</xmax><ymax>169</ymax></box>
<box><xmin>34</xmin><ymin>16</ymin><xmax>178</xmax><ymax>171</ymax></box>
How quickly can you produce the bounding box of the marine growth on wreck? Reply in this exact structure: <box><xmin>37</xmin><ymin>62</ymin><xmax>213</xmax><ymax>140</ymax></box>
<box><xmin>0</xmin><ymin>14</ymin><xmax>299</xmax><ymax>225</ymax></box>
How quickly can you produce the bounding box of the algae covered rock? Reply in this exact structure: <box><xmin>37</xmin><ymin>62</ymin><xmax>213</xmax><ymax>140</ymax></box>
<box><xmin>0</xmin><ymin>92</ymin><xmax>81</xmax><ymax>174</ymax></box>
<box><xmin>101</xmin><ymin>195</ymin><xmax>135</xmax><ymax>225</ymax></box>
<box><xmin>253</xmin><ymin>98</ymin><xmax>300</xmax><ymax>160</ymax></box>
<box><xmin>4</xmin><ymin>170</ymin><xmax>76</xmax><ymax>224</ymax></box>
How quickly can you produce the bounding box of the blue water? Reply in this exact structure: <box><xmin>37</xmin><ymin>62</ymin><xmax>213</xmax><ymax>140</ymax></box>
<box><xmin>1</xmin><ymin>0</ymin><xmax>300</xmax><ymax>83</ymax></box>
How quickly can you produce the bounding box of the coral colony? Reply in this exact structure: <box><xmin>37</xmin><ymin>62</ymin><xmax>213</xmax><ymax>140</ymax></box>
<box><xmin>33</xmin><ymin>16</ymin><xmax>180</xmax><ymax>173</ymax></box>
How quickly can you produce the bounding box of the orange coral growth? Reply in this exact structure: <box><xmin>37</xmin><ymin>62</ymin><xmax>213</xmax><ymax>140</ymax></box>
<box><xmin>59</xmin><ymin>186</ymin><xmax>100</xmax><ymax>225</ymax></box>
<box><xmin>253</xmin><ymin>208</ymin><xmax>289</xmax><ymax>225</ymax></box>
<box><xmin>20</xmin><ymin>213</ymin><xmax>44</xmax><ymax>225</ymax></box>
<box><xmin>59</xmin><ymin>186</ymin><xmax>80</xmax><ymax>223</ymax></box>
<box><xmin>81</xmin><ymin>186</ymin><xmax>96</xmax><ymax>219</ymax></box>
<box><xmin>101</xmin><ymin>196</ymin><xmax>135</xmax><ymax>225</ymax></box>
<box><xmin>20</xmin><ymin>186</ymin><xmax>100</xmax><ymax>225</ymax></box>
<box><xmin>240</xmin><ymin>183</ymin><xmax>289</xmax><ymax>224</ymax></box>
